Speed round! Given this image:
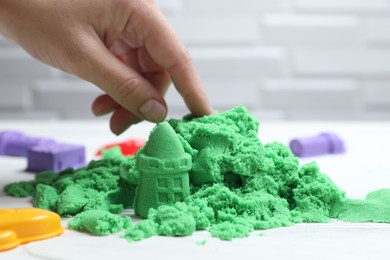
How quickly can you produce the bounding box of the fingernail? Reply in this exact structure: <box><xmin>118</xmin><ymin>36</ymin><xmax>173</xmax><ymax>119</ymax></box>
<box><xmin>139</xmin><ymin>99</ymin><xmax>167</xmax><ymax>123</ymax></box>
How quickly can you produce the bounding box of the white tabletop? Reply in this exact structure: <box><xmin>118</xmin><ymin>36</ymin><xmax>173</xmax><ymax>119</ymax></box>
<box><xmin>1</xmin><ymin>120</ymin><xmax>390</xmax><ymax>260</ymax></box>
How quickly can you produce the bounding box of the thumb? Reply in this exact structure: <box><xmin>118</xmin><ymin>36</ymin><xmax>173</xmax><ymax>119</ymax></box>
<box><xmin>74</xmin><ymin>35</ymin><xmax>167</xmax><ymax>123</ymax></box>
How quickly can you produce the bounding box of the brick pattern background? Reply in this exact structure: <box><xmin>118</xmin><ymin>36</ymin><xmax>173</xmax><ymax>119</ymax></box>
<box><xmin>1</xmin><ymin>0</ymin><xmax>389</xmax><ymax>120</ymax></box>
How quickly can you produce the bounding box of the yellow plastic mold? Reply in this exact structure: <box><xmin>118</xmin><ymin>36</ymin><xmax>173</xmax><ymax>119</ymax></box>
<box><xmin>0</xmin><ymin>208</ymin><xmax>64</xmax><ymax>251</ymax></box>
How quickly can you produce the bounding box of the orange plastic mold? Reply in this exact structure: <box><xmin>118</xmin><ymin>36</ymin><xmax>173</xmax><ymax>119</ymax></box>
<box><xmin>0</xmin><ymin>208</ymin><xmax>64</xmax><ymax>251</ymax></box>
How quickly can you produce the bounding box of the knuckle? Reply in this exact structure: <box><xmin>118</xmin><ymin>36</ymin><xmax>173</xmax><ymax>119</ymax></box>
<box><xmin>170</xmin><ymin>48</ymin><xmax>193</xmax><ymax>71</ymax></box>
<box><xmin>112</xmin><ymin>77</ymin><xmax>143</xmax><ymax>104</ymax></box>
<box><xmin>179</xmin><ymin>49</ymin><xmax>193</xmax><ymax>65</ymax></box>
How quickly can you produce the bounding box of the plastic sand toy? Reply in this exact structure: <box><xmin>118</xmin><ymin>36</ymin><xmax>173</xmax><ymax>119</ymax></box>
<box><xmin>0</xmin><ymin>131</ymin><xmax>24</xmax><ymax>155</ymax></box>
<box><xmin>0</xmin><ymin>130</ymin><xmax>55</xmax><ymax>157</ymax></box>
<box><xmin>134</xmin><ymin>122</ymin><xmax>192</xmax><ymax>218</ymax></box>
<box><xmin>95</xmin><ymin>138</ymin><xmax>146</xmax><ymax>157</ymax></box>
<box><xmin>0</xmin><ymin>130</ymin><xmax>86</xmax><ymax>172</ymax></box>
<box><xmin>0</xmin><ymin>208</ymin><xmax>64</xmax><ymax>251</ymax></box>
<box><xmin>289</xmin><ymin>132</ymin><xmax>345</xmax><ymax>157</ymax></box>
<box><xmin>26</xmin><ymin>142</ymin><xmax>86</xmax><ymax>172</ymax></box>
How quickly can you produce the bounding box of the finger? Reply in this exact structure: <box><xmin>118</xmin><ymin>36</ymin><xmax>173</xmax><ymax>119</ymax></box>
<box><xmin>144</xmin><ymin>70</ymin><xmax>171</xmax><ymax>96</ymax></box>
<box><xmin>118</xmin><ymin>50</ymin><xmax>143</xmax><ymax>75</ymax></box>
<box><xmin>92</xmin><ymin>94</ymin><xmax>121</xmax><ymax>116</ymax></box>
<box><xmin>137</xmin><ymin>47</ymin><xmax>171</xmax><ymax>94</ymax></box>
<box><xmin>110</xmin><ymin>42</ymin><xmax>144</xmax><ymax>75</ymax></box>
<box><xmin>91</xmin><ymin>70</ymin><xmax>170</xmax><ymax>118</ymax></box>
<box><xmin>75</xmin><ymin>33</ymin><xmax>167</xmax><ymax>123</ymax></box>
<box><xmin>137</xmin><ymin>47</ymin><xmax>164</xmax><ymax>75</ymax></box>
<box><xmin>92</xmin><ymin>94</ymin><xmax>144</xmax><ymax>135</ymax></box>
<box><xmin>116</xmin><ymin>51</ymin><xmax>171</xmax><ymax>97</ymax></box>
<box><xmin>135</xmin><ymin>5</ymin><xmax>213</xmax><ymax>116</ymax></box>
<box><xmin>109</xmin><ymin>37</ymin><xmax>133</xmax><ymax>56</ymax></box>
<box><xmin>110</xmin><ymin>107</ymin><xmax>142</xmax><ymax>135</ymax></box>
<box><xmin>92</xmin><ymin>72</ymin><xmax>169</xmax><ymax>135</ymax></box>
<box><xmin>122</xmin><ymin>48</ymin><xmax>171</xmax><ymax>95</ymax></box>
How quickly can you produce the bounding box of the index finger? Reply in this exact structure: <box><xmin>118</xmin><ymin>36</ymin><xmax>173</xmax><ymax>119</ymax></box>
<box><xmin>135</xmin><ymin>3</ymin><xmax>213</xmax><ymax>117</ymax></box>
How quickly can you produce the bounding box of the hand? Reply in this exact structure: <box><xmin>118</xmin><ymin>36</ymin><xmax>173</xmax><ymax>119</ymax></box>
<box><xmin>0</xmin><ymin>0</ymin><xmax>213</xmax><ymax>135</ymax></box>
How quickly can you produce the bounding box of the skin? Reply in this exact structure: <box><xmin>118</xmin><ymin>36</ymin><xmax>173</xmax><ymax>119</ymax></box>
<box><xmin>0</xmin><ymin>0</ymin><xmax>213</xmax><ymax>135</ymax></box>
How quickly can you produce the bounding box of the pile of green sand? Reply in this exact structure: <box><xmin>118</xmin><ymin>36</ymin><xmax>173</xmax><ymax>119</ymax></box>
<box><xmin>4</xmin><ymin>106</ymin><xmax>390</xmax><ymax>241</ymax></box>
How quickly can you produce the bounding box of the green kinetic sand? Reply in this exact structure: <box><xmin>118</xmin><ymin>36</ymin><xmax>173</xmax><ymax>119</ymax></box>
<box><xmin>331</xmin><ymin>189</ymin><xmax>390</xmax><ymax>222</ymax></box>
<box><xmin>68</xmin><ymin>210</ymin><xmax>131</xmax><ymax>235</ymax></box>
<box><xmin>122</xmin><ymin>220</ymin><xmax>158</xmax><ymax>242</ymax></box>
<box><xmin>4</xmin><ymin>106</ymin><xmax>390</xmax><ymax>241</ymax></box>
<box><xmin>134</xmin><ymin>122</ymin><xmax>192</xmax><ymax>218</ymax></box>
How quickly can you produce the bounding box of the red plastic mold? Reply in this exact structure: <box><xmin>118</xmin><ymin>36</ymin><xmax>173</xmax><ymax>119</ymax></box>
<box><xmin>95</xmin><ymin>138</ymin><xmax>146</xmax><ymax>157</ymax></box>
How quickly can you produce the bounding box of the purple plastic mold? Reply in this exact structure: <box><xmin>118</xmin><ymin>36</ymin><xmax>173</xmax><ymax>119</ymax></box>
<box><xmin>289</xmin><ymin>132</ymin><xmax>345</xmax><ymax>158</ymax></box>
<box><xmin>0</xmin><ymin>130</ymin><xmax>55</xmax><ymax>157</ymax></box>
<box><xmin>27</xmin><ymin>143</ymin><xmax>86</xmax><ymax>172</ymax></box>
<box><xmin>0</xmin><ymin>130</ymin><xmax>24</xmax><ymax>155</ymax></box>
<box><xmin>319</xmin><ymin>133</ymin><xmax>345</xmax><ymax>154</ymax></box>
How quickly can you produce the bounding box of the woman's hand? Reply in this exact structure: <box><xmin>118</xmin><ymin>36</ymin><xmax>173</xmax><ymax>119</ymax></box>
<box><xmin>0</xmin><ymin>0</ymin><xmax>213</xmax><ymax>134</ymax></box>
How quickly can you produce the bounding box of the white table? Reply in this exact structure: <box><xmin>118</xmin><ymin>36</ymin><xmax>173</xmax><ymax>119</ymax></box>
<box><xmin>1</xmin><ymin>120</ymin><xmax>390</xmax><ymax>260</ymax></box>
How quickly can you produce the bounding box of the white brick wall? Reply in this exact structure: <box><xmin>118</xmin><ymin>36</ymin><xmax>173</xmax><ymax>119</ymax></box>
<box><xmin>33</xmin><ymin>80</ymin><xmax>104</xmax><ymax>119</ymax></box>
<box><xmin>0</xmin><ymin>80</ymin><xmax>32</xmax><ymax>110</ymax></box>
<box><xmin>0</xmin><ymin>47</ymin><xmax>51</xmax><ymax>80</ymax></box>
<box><xmin>0</xmin><ymin>35</ymin><xmax>12</xmax><ymax>46</ymax></box>
<box><xmin>363</xmin><ymin>17</ymin><xmax>390</xmax><ymax>45</ymax></box>
<box><xmin>363</xmin><ymin>80</ymin><xmax>390</xmax><ymax>111</ymax></box>
<box><xmin>0</xmin><ymin>0</ymin><xmax>389</xmax><ymax>120</ymax></box>
<box><xmin>263</xmin><ymin>14</ymin><xmax>362</xmax><ymax>48</ymax></box>
<box><xmin>260</xmin><ymin>78</ymin><xmax>361</xmax><ymax>119</ymax></box>
<box><xmin>190</xmin><ymin>47</ymin><xmax>287</xmax><ymax>78</ymax></box>
<box><xmin>186</xmin><ymin>0</ymin><xmax>291</xmax><ymax>14</ymax></box>
<box><xmin>292</xmin><ymin>50</ymin><xmax>390</xmax><ymax>76</ymax></box>
<box><xmin>156</xmin><ymin>0</ymin><xmax>183</xmax><ymax>14</ymax></box>
<box><xmin>294</xmin><ymin>0</ymin><xmax>390</xmax><ymax>13</ymax></box>
<box><xmin>168</xmin><ymin>15</ymin><xmax>260</xmax><ymax>46</ymax></box>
